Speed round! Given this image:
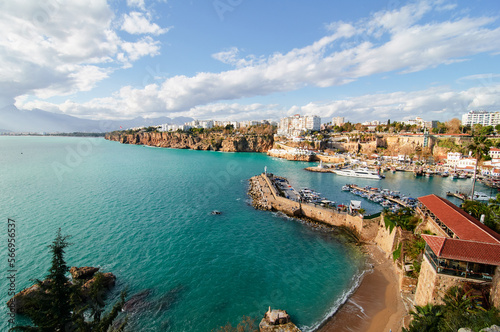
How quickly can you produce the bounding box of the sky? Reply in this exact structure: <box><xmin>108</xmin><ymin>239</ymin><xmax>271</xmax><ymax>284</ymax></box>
<box><xmin>1</xmin><ymin>0</ymin><xmax>500</xmax><ymax>123</ymax></box>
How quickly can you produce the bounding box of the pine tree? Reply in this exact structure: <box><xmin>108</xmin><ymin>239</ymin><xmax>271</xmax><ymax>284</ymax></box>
<box><xmin>10</xmin><ymin>229</ymin><xmax>127</xmax><ymax>332</ymax></box>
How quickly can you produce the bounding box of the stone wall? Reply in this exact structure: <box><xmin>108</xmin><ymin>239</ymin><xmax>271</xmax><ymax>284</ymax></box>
<box><xmin>416</xmin><ymin>212</ymin><xmax>448</xmax><ymax>238</ymax></box>
<box><xmin>373</xmin><ymin>218</ymin><xmax>399</xmax><ymax>257</ymax></box>
<box><xmin>261</xmin><ymin>175</ymin><xmax>365</xmax><ymax>234</ymax></box>
<box><xmin>414</xmin><ymin>257</ymin><xmax>486</xmax><ymax>306</ymax></box>
<box><xmin>491</xmin><ymin>266</ymin><xmax>500</xmax><ymax>309</ymax></box>
<box><xmin>415</xmin><ymin>258</ymin><xmax>439</xmax><ymax>306</ymax></box>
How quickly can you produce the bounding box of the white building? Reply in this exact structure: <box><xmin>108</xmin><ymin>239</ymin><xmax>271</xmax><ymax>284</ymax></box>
<box><xmin>446</xmin><ymin>152</ymin><xmax>463</xmax><ymax>167</ymax></box>
<box><xmin>332</xmin><ymin>117</ymin><xmax>345</xmax><ymax>126</ymax></box>
<box><xmin>277</xmin><ymin>114</ymin><xmax>321</xmax><ymax>136</ymax></box>
<box><xmin>489</xmin><ymin>148</ymin><xmax>500</xmax><ymax>160</ymax></box>
<box><xmin>462</xmin><ymin>110</ymin><xmax>500</xmax><ymax>127</ymax></box>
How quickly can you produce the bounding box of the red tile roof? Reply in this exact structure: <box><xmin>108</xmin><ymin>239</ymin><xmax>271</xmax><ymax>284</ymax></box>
<box><xmin>418</xmin><ymin>194</ymin><xmax>500</xmax><ymax>243</ymax></box>
<box><xmin>422</xmin><ymin>234</ymin><xmax>500</xmax><ymax>266</ymax></box>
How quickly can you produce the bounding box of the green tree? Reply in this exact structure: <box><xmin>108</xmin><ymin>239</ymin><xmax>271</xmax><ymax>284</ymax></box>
<box><xmin>404</xmin><ymin>285</ymin><xmax>500</xmax><ymax>332</ymax></box>
<box><xmin>13</xmin><ymin>229</ymin><xmax>73</xmax><ymax>331</ymax></box>
<box><xmin>11</xmin><ymin>230</ymin><xmax>127</xmax><ymax>332</ymax></box>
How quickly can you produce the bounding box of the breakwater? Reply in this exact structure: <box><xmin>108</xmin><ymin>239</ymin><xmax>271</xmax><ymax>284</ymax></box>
<box><xmin>249</xmin><ymin>173</ymin><xmax>380</xmax><ymax>239</ymax></box>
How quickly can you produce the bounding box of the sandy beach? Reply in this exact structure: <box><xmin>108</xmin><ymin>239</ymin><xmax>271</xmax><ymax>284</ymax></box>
<box><xmin>315</xmin><ymin>244</ymin><xmax>407</xmax><ymax>332</ymax></box>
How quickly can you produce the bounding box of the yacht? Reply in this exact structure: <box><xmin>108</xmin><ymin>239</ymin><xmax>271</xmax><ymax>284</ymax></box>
<box><xmin>473</xmin><ymin>192</ymin><xmax>493</xmax><ymax>201</ymax></box>
<box><xmin>333</xmin><ymin>168</ymin><xmax>384</xmax><ymax>180</ymax></box>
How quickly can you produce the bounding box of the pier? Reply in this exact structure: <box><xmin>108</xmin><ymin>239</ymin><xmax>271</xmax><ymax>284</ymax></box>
<box><xmin>445</xmin><ymin>191</ymin><xmax>468</xmax><ymax>201</ymax></box>
<box><xmin>249</xmin><ymin>173</ymin><xmax>380</xmax><ymax>237</ymax></box>
<box><xmin>345</xmin><ymin>184</ymin><xmax>416</xmax><ymax>210</ymax></box>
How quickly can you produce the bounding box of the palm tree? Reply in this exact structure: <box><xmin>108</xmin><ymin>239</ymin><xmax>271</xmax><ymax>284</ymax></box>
<box><xmin>467</xmin><ymin>135</ymin><xmax>491</xmax><ymax>201</ymax></box>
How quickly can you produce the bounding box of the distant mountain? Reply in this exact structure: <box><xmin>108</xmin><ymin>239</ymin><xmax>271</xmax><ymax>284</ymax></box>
<box><xmin>0</xmin><ymin>105</ymin><xmax>193</xmax><ymax>133</ymax></box>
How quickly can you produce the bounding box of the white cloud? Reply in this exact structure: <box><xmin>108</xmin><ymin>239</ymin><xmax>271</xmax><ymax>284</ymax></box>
<box><xmin>296</xmin><ymin>84</ymin><xmax>500</xmax><ymax>123</ymax></box>
<box><xmin>127</xmin><ymin>0</ymin><xmax>146</xmax><ymax>10</ymax></box>
<box><xmin>121</xmin><ymin>12</ymin><xmax>171</xmax><ymax>35</ymax></box>
<box><xmin>0</xmin><ymin>0</ymin><xmax>165</xmax><ymax>107</ymax></box>
<box><xmin>7</xmin><ymin>0</ymin><xmax>500</xmax><ymax>123</ymax></box>
<box><xmin>17</xmin><ymin>83</ymin><xmax>500</xmax><ymax>123</ymax></box>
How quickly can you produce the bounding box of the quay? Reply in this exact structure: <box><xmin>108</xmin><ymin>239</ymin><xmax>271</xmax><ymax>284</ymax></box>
<box><xmin>248</xmin><ymin>173</ymin><xmax>380</xmax><ymax>238</ymax></box>
<box><xmin>445</xmin><ymin>191</ymin><xmax>468</xmax><ymax>201</ymax></box>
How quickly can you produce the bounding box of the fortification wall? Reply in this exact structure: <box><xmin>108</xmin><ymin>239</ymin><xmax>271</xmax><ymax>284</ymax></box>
<box><xmin>260</xmin><ymin>174</ymin><xmax>364</xmax><ymax>233</ymax></box>
<box><xmin>490</xmin><ymin>266</ymin><xmax>500</xmax><ymax>309</ymax></box>
<box><xmin>415</xmin><ymin>257</ymin><xmax>482</xmax><ymax>306</ymax></box>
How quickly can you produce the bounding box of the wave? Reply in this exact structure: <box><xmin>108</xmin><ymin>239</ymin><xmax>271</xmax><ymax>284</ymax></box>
<box><xmin>301</xmin><ymin>266</ymin><xmax>372</xmax><ymax>332</ymax></box>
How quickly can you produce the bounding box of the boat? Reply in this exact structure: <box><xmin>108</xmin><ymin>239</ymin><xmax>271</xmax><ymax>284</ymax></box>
<box><xmin>211</xmin><ymin>210</ymin><xmax>222</xmax><ymax>215</ymax></box>
<box><xmin>341</xmin><ymin>185</ymin><xmax>350</xmax><ymax>191</ymax></box>
<box><xmin>472</xmin><ymin>192</ymin><xmax>493</xmax><ymax>201</ymax></box>
<box><xmin>333</xmin><ymin>168</ymin><xmax>383</xmax><ymax>180</ymax></box>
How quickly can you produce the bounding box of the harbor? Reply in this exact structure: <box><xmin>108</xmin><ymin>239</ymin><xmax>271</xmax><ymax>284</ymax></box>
<box><xmin>342</xmin><ymin>184</ymin><xmax>417</xmax><ymax>212</ymax></box>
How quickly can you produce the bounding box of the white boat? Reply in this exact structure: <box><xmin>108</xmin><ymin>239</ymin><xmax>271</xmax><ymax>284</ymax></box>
<box><xmin>473</xmin><ymin>192</ymin><xmax>493</xmax><ymax>201</ymax></box>
<box><xmin>333</xmin><ymin>168</ymin><xmax>383</xmax><ymax>180</ymax></box>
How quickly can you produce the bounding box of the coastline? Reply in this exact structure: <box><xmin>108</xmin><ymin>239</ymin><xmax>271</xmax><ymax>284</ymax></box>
<box><xmin>315</xmin><ymin>244</ymin><xmax>406</xmax><ymax>332</ymax></box>
<box><xmin>247</xmin><ymin>174</ymin><xmax>409</xmax><ymax>332</ymax></box>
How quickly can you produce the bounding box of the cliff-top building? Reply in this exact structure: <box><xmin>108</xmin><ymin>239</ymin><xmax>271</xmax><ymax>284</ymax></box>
<box><xmin>462</xmin><ymin>110</ymin><xmax>500</xmax><ymax>127</ymax></box>
<box><xmin>277</xmin><ymin>114</ymin><xmax>321</xmax><ymax>137</ymax></box>
<box><xmin>332</xmin><ymin>116</ymin><xmax>345</xmax><ymax>126</ymax></box>
<box><xmin>414</xmin><ymin>194</ymin><xmax>500</xmax><ymax>308</ymax></box>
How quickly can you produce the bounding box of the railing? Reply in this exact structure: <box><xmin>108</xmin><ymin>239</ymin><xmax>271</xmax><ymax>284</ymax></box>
<box><xmin>425</xmin><ymin>249</ymin><xmax>494</xmax><ymax>281</ymax></box>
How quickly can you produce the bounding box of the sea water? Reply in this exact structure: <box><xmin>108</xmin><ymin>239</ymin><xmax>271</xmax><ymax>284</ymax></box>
<box><xmin>0</xmin><ymin>137</ymin><xmax>491</xmax><ymax>331</ymax></box>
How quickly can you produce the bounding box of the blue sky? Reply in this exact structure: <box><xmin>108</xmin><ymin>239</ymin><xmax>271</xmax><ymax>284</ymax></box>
<box><xmin>2</xmin><ymin>0</ymin><xmax>500</xmax><ymax>123</ymax></box>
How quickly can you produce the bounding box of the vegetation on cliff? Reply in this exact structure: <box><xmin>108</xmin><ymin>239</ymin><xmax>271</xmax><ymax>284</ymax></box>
<box><xmin>9</xmin><ymin>229</ymin><xmax>126</xmax><ymax>332</ymax></box>
<box><xmin>404</xmin><ymin>285</ymin><xmax>500</xmax><ymax>332</ymax></box>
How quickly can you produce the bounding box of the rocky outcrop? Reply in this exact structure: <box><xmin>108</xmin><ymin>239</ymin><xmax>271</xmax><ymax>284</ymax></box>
<box><xmin>105</xmin><ymin>131</ymin><xmax>273</xmax><ymax>152</ymax></box>
<box><xmin>7</xmin><ymin>267</ymin><xmax>116</xmax><ymax>314</ymax></box>
<box><xmin>70</xmin><ymin>266</ymin><xmax>100</xmax><ymax>280</ymax></box>
<box><xmin>259</xmin><ymin>307</ymin><xmax>301</xmax><ymax>332</ymax></box>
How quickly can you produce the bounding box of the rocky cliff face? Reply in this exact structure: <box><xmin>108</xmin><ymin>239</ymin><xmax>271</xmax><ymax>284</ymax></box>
<box><xmin>105</xmin><ymin>131</ymin><xmax>274</xmax><ymax>152</ymax></box>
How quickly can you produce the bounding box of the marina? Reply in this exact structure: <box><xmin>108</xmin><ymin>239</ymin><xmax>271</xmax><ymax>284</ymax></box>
<box><xmin>342</xmin><ymin>184</ymin><xmax>417</xmax><ymax>212</ymax></box>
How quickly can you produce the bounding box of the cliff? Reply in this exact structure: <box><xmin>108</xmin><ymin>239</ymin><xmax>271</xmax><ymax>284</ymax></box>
<box><xmin>105</xmin><ymin>131</ymin><xmax>274</xmax><ymax>152</ymax></box>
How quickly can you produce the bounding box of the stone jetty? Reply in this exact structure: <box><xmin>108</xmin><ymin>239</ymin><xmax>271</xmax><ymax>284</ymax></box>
<box><xmin>248</xmin><ymin>173</ymin><xmax>380</xmax><ymax>239</ymax></box>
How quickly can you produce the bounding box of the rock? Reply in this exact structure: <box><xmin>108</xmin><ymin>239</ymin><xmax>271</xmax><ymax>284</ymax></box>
<box><xmin>122</xmin><ymin>289</ymin><xmax>151</xmax><ymax>312</ymax></box>
<box><xmin>6</xmin><ymin>280</ymin><xmax>50</xmax><ymax>314</ymax></box>
<box><xmin>80</xmin><ymin>272</ymin><xmax>116</xmax><ymax>298</ymax></box>
<box><xmin>70</xmin><ymin>266</ymin><xmax>100</xmax><ymax>280</ymax></box>
<box><xmin>7</xmin><ymin>268</ymin><xmax>116</xmax><ymax>314</ymax></box>
<box><xmin>480</xmin><ymin>325</ymin><xmax>500</xmax><ymax>332</ymax></box>
<box><xmin>259</xmin><ymin>307</ymin><xmax>301</xmax><ymax>332</ymax></box>
<box><xmin>105</xmin><ymin>131</ymin><xmax>274</xmax><ymax>152</ymax></box>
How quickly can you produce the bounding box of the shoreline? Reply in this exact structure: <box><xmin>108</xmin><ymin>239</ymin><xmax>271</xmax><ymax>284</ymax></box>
<box><xmin>247</xmin><ymin>174</ymin><xmax>408</xmax><ymax>332</ymax></box>
<box><xmin>314</xmin><ymin>244</ymin><xmax>407</xmax><ymax>332</ymax></box>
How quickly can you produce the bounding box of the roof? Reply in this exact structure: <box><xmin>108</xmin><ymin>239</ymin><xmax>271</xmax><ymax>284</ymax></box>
<box><xmin>418</xmin><ymin>194</ymin><xmax>500</xmax><ymax>243</ymax></box>
<box><xmin>422</xmin><ymin>234</ymin><xmax>500</xmax><ymax>266</ymax></box>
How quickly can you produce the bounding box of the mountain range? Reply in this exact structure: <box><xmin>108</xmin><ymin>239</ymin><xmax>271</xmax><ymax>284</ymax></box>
<box><xmin>0</xmin><ymin>105</ymin><xmax>193</xmax><ymax>133</ymax></box>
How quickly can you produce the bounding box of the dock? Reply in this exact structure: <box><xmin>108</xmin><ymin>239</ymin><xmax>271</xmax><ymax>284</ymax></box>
<box><xmin>347</xmin><ymin>184</ymin><xmax>414</xmax><ymax>210</ymax></box>
<box><xmin>446</xmin><ymin>191</ymin><xmax>468</xmax><ymax>201</ymax></box>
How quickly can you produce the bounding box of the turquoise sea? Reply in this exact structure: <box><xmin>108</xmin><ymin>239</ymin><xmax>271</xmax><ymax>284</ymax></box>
<box><xmin>0</xmin><ymin>137</ymin><xmax>493</xmax><ymax>331</ymax></box>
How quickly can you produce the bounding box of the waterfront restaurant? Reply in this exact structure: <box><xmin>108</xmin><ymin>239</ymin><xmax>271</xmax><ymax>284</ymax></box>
<box><xmin>415</xmin><ymin>194</ymin><xmax>500</xmax><ymax>307</ymax></box>
<box><xmin>421</xmin><ymin>234</ymin><xmax>500</xmax><ymax>281</ymax></box>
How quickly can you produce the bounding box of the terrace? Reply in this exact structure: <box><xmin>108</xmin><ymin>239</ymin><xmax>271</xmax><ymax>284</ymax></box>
<box><xmin>422</xmin><ymin>235</ymin><xmax>500</xmax><ymax>282</ymax></box>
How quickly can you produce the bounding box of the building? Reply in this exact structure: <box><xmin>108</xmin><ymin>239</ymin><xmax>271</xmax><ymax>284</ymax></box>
<box><xmin>403</xmin><ymin>117</ymin><xmax>438</xmax><ymax>129</ymax></box>
<box><xmin>445</xmin><ymin>152</ymin><xmax>462</xmax><ymax>167</ymax></box>
<box><xmin>489</xmin><ymin>148</ymin><xmax>500</xmax><ymax>160</ymax></box>
<box><xmin>462</xmin><ymin>110</ymin><xmax>500</xmax><ymax>127</ymax></box>
<box><xmin>277</xmin><ymin>114</ymin><xmax>321</xmax><ymax>136</ymax></box>
<box><xmin>332</xmin><ymin>116</ymin><xmax>345</xmax><ymax>126</ymax></box>
<box><xmin>414</xmin><ymin>194</ymin><xmax>500</xmax><ymax>308</ymax></box>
